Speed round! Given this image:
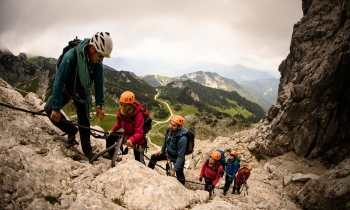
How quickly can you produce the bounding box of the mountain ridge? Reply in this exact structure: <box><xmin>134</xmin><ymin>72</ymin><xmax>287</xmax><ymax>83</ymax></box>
<box><xmin>142</xmin><ymin>71</ymin><xmax>277</xmax><ymax>111</ymax></box>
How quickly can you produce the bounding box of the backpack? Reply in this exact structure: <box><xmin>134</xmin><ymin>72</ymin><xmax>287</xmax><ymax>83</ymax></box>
<box><xmin>56</xmin><ymin>37</ymin><xmax>82</xmax><ymax>70</ymax></box>
<box><xmin>117</xmin><ymin>101</ymin><xmax>153</xmax><ymax>135</ymax></box>
<box><xmin>135</xmin><ymin>101</ymin><xmax>153</xmax><ymax>134</ymax></box>
<box><xmin>170</xmin><ymin>129</ymin><xmax>195</xmax><ymax>155</ymax></box>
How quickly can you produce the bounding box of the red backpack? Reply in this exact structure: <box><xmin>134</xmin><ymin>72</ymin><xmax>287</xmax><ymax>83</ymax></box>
<box><xmin>117</xmin><ymin>101</ymin><xmax>152</xmax><ymax>134</ymax></box>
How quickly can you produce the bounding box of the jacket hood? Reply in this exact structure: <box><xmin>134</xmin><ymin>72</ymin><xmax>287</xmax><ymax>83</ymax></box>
<box><xmin>77</xmin><ymin>38</ymin><xmax>90</xmax><ymax>58</ymax></box>
<box><xmin>117</xmin><ymin>102</ymin><xmax>142</xmax><ymax>118</ymax></box>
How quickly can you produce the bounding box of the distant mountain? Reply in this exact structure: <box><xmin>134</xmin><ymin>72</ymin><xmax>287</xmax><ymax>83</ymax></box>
<box><xmin>183</xmin><ymin>62</ymin><xmax>277</xmax><ymax>81</ymax></box>
<box><xmin>158</xmin><ymin>80</ymin><xmax>266</xmax><ymax>122</ymax></box>
<box><xmin>142</xmin><ymin>71</ymin><xmax>275</xmax><ymax>111</ymax></box>
<box><xmin>141</xmin><ymin>74</ymin><xmax>178</xmax><ymax>87</ymax></box>
<box><xmin>103</xmin><ymin>57</ymin><xmax>278</xmax><ymax>80</ymax></box>
<box><xmin>103</xmin><ymin>65</ymin><xmax>160</xmax><ymax>110</ymax></box>
<box><xmin>103</xmin><ymin>57</ymin><xmax>183</xmax><ymax>76</ymax></box>
<box><xmin>239</xmin><ymin>78</ymin><xmax>279</xmax><ymax>103</ymax></box>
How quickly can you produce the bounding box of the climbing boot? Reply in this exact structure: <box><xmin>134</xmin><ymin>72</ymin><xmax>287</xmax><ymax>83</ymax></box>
<box><xmin>223</xmin><ymin>191</ymin><xmax>227</xmax><ymax>196</ymax></box>
<box><xmin>102</xmin><ymin>153</ymin><xmax>112</xmax><ymax>160</ymax></box>
<box><xmin>85</xmin><ymin>151</ymin><xmax>97</xmax><ymax>161</ymax></box>
<box><xmin>65</xmin><ymin>127</ymin><xmax>79</xmax><ymax>148</ymax></box>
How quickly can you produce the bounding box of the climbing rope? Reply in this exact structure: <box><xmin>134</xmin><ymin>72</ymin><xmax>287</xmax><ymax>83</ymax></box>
<box><xmin>0</xmin><ymin>101</ymin><xmax>106</xmax><ymax>136</ymax></box>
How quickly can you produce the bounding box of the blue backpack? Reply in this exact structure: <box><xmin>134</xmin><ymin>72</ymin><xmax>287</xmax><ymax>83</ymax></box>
<box><xmin>216</xmin><ymin>150</ymin><xmax>225</xmax><ymax>164</ymax></box>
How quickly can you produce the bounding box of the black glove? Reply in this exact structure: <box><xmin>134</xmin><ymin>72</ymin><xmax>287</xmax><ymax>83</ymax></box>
<box><xmin>122</xmin><ymin>147</ymin><xmax>129</xmax><ymax>155</ymax></box>
<box><xmin>199</xmin><ymin>177</ymin><xmax>203</xmax><ymax>182</ymax></box>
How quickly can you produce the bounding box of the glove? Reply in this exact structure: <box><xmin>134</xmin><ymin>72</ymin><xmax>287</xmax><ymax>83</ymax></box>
<box><xmin>220</xmin><ymin>170</ymin><xmax>224</xmax><ymax>177</ymax></box>
<box><xmin>122</xmin><ymin>147</ymin><xmax>129</xmax><ymax>155</ymax></box>
<box><xmin>199</xmin><ymin>177</ymin><xmax>203</xmax><ymax>182</ymax></box>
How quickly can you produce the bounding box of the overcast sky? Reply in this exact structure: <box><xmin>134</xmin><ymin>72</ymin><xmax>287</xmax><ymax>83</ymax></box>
<box><xmin>0</xmin><ymin>0</ymin><xmax>302</xmax><ymax>77</ymax></box>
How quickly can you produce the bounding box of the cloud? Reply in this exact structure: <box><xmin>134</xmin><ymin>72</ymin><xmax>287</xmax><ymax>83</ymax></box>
<box><xmin>0</xmin><ymin>0</ymin><xmax>302</xmax><ymax>77</ymax></box>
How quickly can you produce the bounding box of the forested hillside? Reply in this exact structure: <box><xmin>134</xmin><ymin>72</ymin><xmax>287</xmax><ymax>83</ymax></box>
<box><xmin>159</xmin><ymin>80</ymin><xmax>266</xmax><ymax>122</ymax></box>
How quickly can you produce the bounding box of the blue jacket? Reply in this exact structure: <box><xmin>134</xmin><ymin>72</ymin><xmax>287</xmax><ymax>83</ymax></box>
<box><xmin>224</xmin><ymin>157</ymin><xmax>240</xmax><ymax>178</ymax></box>
<box><xmin>161</xmin><ymin>127</ymin><xmax>188</xmax><ymax>172</ymax></box>
<box><xmin>51</xmin><ymin>38</ymin><xmax>104</xmax><ymax>110</ymax></box>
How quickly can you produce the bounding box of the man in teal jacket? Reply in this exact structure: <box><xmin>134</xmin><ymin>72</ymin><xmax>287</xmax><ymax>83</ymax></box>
<box><xmin>44</xmin><ymin>32</ymin><xmax>113</xmax><ymax>160</ymax></box>
<box><xmin>148</xmin><ymin>115</ymin><xmax>188</xmax><ymax>185</ymax></box>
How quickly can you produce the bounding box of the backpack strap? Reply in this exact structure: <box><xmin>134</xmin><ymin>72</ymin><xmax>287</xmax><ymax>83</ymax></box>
<box><xmin>174</xmin><ymin>131</ymin><xmax>187</xmax><ymax>145</ymax></box>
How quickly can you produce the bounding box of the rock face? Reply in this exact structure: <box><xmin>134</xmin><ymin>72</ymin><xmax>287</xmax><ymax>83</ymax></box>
<box><xmin>246</xmin><ymin>1</ymin><xmax>350</xmax><ymax>209</ymax></box>
<box><xmin>249</xmin><ymin>0</ymin><xmax>350</xmax><ymax>164</ymax></box>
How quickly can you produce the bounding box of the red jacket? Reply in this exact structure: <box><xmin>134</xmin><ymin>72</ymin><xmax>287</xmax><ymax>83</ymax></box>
<box><xmin>235</xmin><ymin>167</ymin><xmax>251</xmax><ymax>184</ymax></box>
<box><xmin>199</xmin><ymin>160</ymin><xmax>223</xmax><ymax>186</ymax></box>
<box><xmin>111</xmin><ymin>103</ymin><xmax>145</xmax><ymax>145</ymax></box>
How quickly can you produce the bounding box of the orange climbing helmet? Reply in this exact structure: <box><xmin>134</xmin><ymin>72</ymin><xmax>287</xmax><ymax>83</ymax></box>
<box><xmin>210</xmin><ymin>151</ymin><xmax>222</xmax><ymax>161</ymax></box>
<box><xmin>119</xmin><ymin>91</ymin><xmax>135</xmax><ymax>104</ymax></box>
<box><xmin>247</xmin><ymin>165</ymin><xmax>253</xmax><ymax>171</ymax></box>
<box><xmin>171</xmin><ymin>115</ymin><xmax>184</xmax><ymax>126</ymax></box>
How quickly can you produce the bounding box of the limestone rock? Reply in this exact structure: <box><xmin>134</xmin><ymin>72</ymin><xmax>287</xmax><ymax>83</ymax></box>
<box><xmin>291</xmin><ymin>173</ymin><xmax>319</xmax><ymax>182</ymax></box>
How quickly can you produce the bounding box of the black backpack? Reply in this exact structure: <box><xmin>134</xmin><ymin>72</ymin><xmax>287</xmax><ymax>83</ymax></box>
<box><xmin>56</xmin><ymin>37</ymin><xmax>82</xmax><ymax>70</ymax></box>
<box><xmin>169</xmin><ymin>129</ymin><xmax>195</xmax><ymax>155</ymax></box>
<box><xmin>135</xmin><ymin>101</ymin><xmax>152</xmax><ymax>135</ymax></box>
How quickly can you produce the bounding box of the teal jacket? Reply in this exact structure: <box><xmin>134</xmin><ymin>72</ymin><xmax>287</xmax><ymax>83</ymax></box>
<box><xmin>51</xmin><ymin>38</ymin><xmax>104</xmax><ymax>110</ymax></box>
<box><xmin>161</xmin><ymin>127</ymin><xmax>188</xmax><ymax>172</ymax></box>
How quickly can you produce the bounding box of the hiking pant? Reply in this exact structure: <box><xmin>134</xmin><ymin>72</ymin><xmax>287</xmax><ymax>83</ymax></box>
<box><xmin>204</xmin><ymin>178</ymin><xmax>215</xmax><ymax>196</ymax></box>
<box><xmin>105</xmin><ymin>132</ymin><xmax>124</xmax><ymax>156</ymax></box>
<box><xmin>233</xmin><ymin>179</ymin><xmax>244</xmax><ymax>193</ymax></box>
<box><xmin>106</xmin><ymin>134</ymin><xmax>146</xmax><ymax>165</ymax></box>
<box><xmin>133</xmin><ymin>144</ymin><xmax>146</xmax><ymax>165</ymax></box>
<box><xmin>223</xmin><ymin>174</ymin><xmax>233</xmax><ymax>193</ymax></box>
<box><xmin>148</xmin><ymin>152</ymin><xmax>186</xmax><ymax>185</ymax></box>
<box><xmin>44</xmin><ymin>92</ymin><xmax>92</xmax><ymax>155</ymax></box>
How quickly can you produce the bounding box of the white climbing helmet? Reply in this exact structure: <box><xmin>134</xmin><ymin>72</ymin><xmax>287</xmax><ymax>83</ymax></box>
<box><xmin>89</xmin><ymin>32</ymin><xmax>113</xmax><ymax>58</ymax></box>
